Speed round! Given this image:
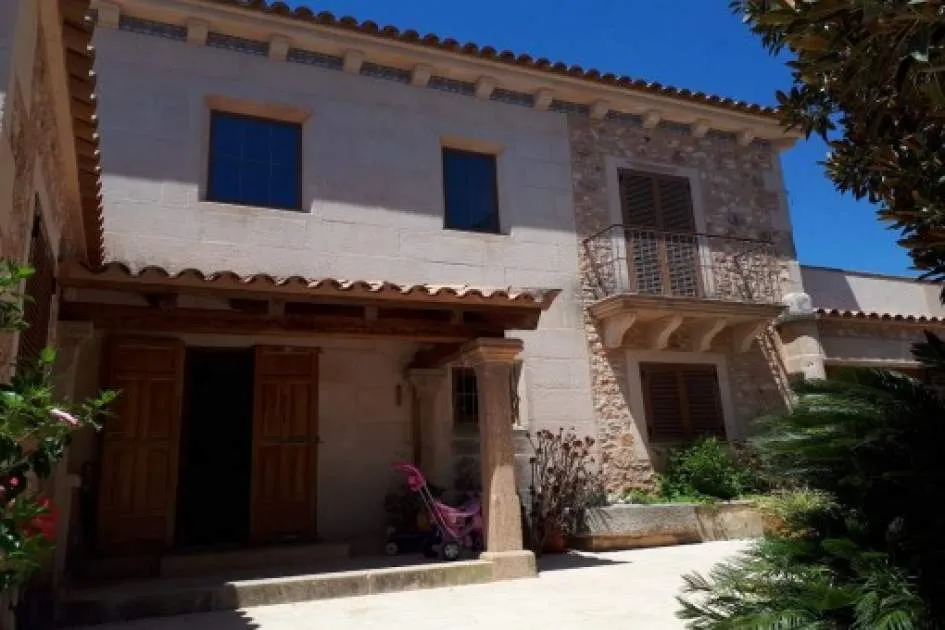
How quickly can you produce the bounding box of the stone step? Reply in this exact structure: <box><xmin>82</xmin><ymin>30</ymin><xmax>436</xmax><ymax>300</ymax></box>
<box><xmin>61</xmin><ymin>559</ymin><xmax>495</xmax><ymax>627</ymax></box>
<box><xmin>160</xmin><ymin>542</ymin><xmax>351</xmax><ymax>578</ymax></box>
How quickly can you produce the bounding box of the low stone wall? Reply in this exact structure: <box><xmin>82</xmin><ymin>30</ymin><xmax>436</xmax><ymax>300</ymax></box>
<box><xmin>571</xmin><ymin>502</ymin><xmax>764</xmax><ymax>552</ymax></box>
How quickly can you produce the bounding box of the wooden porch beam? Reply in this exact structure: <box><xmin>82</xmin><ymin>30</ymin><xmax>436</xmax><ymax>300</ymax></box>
<box><xmin>60</xmin><ymin>302</ymin><xmax>505</xmax><ymax>343</ymax></box>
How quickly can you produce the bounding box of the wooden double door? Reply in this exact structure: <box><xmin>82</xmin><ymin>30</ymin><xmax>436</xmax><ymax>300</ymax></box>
<box><xmin>96</xmin><ymin>338</ymin><xmax>320</xmax><ymax>554</ymax></box>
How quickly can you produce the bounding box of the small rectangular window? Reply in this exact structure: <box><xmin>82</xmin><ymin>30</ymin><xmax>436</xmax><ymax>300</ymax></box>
<box><xmin>641</xmin><ymin>362</ymin><xmax>726</xmax><ymax>442</ymax></box>
<box><xmin>451</xmin><ymin>363</ymin><xmax>524</xmax><ymax>427</ymax></box>
<box><xmin>207</xmin><ymin>111</ymin><xmax>302</xmax><ymax>210</ymax></box>
<box><xmin>452</xmin><ymin>367</ymin><xmax>480</xmax><ymax>425</ymax></box>
<box><xmin>442</xmin><ymin>147</ymin><xmax>499</xmax><ymax>233</ymax></box>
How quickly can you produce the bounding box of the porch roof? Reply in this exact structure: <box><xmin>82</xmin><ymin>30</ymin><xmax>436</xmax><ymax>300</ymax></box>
<box><xmin>816</xmin><ymin>308</ymin><xmax>945</xmax><ymax>326</ymax></box>
<box><xmin>58</xmin><ymin>261</ymin><xmax>560</xmax><ymax>310</ymax></box>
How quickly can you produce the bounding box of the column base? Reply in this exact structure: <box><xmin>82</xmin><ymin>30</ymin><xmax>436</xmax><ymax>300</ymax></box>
<box><xmin>480</xmin><ymin>550</ymin><xmax>537</xmax><ymax>581</ymax></box>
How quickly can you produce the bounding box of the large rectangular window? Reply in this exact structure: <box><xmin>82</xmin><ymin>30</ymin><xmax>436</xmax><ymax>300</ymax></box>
<box><xmin>207</xmin><ymin>111</ymin><xmax>302</xmax><ymax>210</ymax></box>
<box><xmin>442</xmin><ymin>147</ymin><xmax>499</xmax><ymax>233</ymax></box>
<box><xmin>640</xmin><ymin>362</ymin><xmax>726</xmax><ymax>442</ymax></box>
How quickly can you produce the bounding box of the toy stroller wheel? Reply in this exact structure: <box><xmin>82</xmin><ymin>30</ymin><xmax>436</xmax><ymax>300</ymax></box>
<box><xmin>422</xmin><ymin>538</ymin><xmax>438</xmax><ymax>558</ymax></box>
<box><xmin>441</xmin><ymin>541</ymin><xmax>461</xmax><ymax>562</ymax></box>
<box><xmin>384</xmin><ymin>541</ymin><xmax>399</xmax><ymax>556</ymax></box>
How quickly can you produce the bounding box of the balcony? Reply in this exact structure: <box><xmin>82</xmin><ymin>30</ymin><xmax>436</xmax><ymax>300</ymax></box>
<box><xmin>583</xmin><ymin>226</ymin><xmax>786</xmax><ymax>352</ymax></box>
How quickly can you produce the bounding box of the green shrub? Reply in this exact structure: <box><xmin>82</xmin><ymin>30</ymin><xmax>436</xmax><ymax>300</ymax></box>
<box><xmin>659</xmin><ymin>437</ymin><xmax>762</xmax><ymax>501</ymax></box>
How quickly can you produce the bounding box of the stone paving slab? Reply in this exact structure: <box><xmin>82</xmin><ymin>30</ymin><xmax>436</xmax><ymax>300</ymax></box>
<box><xmin>68</xmin><ymin>540</ymin><xmax>750</xmax><ymax>630</ymax></box>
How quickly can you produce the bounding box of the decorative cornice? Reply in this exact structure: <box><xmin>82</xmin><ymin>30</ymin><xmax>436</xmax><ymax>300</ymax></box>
<box><xmin>94</xmin><ymin>0</ymin><xmax>797</xmax><ymax>143</ymax></box>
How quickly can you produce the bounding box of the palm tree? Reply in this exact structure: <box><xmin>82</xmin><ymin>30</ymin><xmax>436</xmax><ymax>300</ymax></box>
<box><xmin>677</xmin><ymin>350</ymin><xmax>945</xmax><ymax>629</ymax></box>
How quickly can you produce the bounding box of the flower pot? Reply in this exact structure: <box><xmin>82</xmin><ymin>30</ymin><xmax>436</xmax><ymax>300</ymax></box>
<box><xmin>543</xmin><ymin>529</ymin><xmax>568</xmax><ymax>554</ymax></box>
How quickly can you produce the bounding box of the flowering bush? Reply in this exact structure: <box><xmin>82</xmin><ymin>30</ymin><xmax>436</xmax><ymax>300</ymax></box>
<box><xmin>1</xmin><ymin>261</ymin><xmax>115</xmax><ymax>593</ymax></box>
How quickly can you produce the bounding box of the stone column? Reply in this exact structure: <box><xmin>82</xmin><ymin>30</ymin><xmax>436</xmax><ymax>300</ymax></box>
<box><xmin>779</xmin><ymin>293</ymin><xmax>827</xmax><ymax>380</ymax></box>
<box><xmin>406</xmin><ymin>368</ymin><xmax>449</xmax><ymax>487</ymax></box>
<box><xmin>462</xmin><ymin>338</ymin><xmax>535</xmax><ymax>580</ymax></box>
<box><xmin>50</xmin><ymin>321</ymin><xmax>94</xmax><ymax>589</ymax></box>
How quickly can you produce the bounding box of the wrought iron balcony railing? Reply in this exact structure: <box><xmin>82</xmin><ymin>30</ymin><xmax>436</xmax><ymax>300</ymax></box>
<box><xmin>583</xmin><ymin>226</ymin><xmax>782</xmax><ymax>305</ymax></box>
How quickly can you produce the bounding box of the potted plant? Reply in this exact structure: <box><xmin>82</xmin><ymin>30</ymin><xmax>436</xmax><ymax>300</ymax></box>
<box><xmin>525</xmin><ymin>429</ymin><xmax>603</xmax><ymax>555</ymax></box>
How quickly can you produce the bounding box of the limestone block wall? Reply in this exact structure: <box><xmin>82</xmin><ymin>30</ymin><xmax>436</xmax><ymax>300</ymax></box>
<box><xmin>91</xmin><ymin>25</ymin><xmax>598</xmax><ymax>447</ymax></box>
<box><xmin>567</xmin><ymin>114</ymin><xmax>797</xmax><ymax>489</ymax></box>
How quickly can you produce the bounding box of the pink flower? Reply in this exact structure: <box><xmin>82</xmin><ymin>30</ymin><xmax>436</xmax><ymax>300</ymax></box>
<box><xmin>50</xmin><ymin>408</ymin><xmax>79</xmax><ymax>426</ymax></box>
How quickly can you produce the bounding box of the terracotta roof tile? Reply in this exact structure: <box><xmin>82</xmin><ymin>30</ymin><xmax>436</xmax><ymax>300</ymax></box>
<box><xmin>60</xmin><ymin>261</ymin><xmax>561</xmax><ymax>310</ymax></box>
<box><xmin>201</xmin><ymin>0</ymin><xmax>778</xmax><ymax>119</ymax></box>
<box><xmin>817</xmin><ymin>308</ymin><xmax>945</xmax><ymax>325</ymax></box>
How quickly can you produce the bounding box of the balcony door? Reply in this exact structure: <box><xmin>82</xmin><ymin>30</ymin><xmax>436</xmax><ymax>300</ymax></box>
<box><xmin>618</xmin><ymin>170</ymin><xmax>702</xmax><ymax>298</ymax></box>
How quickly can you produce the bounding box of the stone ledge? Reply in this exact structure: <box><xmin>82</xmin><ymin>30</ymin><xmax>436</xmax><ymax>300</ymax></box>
<box><xmin>570</xmin><ymin>502</ymin><xmax>764</xmax><ymax>552</ymax></box>
<box><xmin>60</xmin><ymin>560</ymin><xmax>495</xmax><ymax>626</ymax></box>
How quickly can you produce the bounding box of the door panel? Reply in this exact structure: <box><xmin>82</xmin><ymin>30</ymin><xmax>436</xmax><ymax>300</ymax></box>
<box><xmin>98</xmin><ymin>338</ymin><xmax>184</xmax><ymax>554</ymax></box>
<box><xmin>251</xmin><ymin>346</ymin><xmax>319</xmax><ymax>541</ymax></box>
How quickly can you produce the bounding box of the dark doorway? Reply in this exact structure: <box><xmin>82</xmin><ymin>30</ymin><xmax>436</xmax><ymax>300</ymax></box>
<box><xmin>175</xmin><ymin>348</ymin><xmax>254</xmax><ymax>548</ymax></box>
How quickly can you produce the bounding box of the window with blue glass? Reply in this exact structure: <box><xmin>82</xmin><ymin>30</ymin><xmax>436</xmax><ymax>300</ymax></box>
<box><xmin>207</xmin><ymin>111</ymin><xmax>302</xmax><ymax>210</ymax></box>
<box><xmin>442</xmin><ymin>148</ymin><xmax>500</xmax><ymax>233</ymax></box>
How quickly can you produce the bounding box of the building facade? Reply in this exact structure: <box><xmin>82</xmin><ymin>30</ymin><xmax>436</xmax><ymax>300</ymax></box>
<box><xmin>5</xmin><ymin>0</ymin><xmax>942</xmax><ymax>597</ymax></box>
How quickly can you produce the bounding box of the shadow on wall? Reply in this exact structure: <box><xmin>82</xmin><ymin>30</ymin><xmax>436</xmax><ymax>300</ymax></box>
<box><xmin>799</xmin><ymin>266</ymin><xmax>863</xmax><ymax>311</ymax></box>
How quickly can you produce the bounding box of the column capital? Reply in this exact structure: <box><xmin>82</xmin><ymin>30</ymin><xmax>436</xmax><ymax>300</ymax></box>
<box><xmin>459</xmin><ymin>338</ymin><xmax>523</xmax><ymax>366</ymax></box>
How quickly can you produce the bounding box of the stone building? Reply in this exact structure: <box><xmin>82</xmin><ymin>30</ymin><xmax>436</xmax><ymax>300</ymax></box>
<box><xmin>3</xmin><ymin>0</ymin><xmax>944</xmax><ymax>621</ymax></box>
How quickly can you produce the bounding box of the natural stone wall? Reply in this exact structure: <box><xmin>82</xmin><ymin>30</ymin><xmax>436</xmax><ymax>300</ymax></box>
<box><xmin>568</xmin><ymin>114</ymin><xmax>795</xmax><ymax>490</ymax></box>
<box><xmin>0</xmin><ymin>21</ymin><xmax>76</xmax><ymax>378</ymax></box>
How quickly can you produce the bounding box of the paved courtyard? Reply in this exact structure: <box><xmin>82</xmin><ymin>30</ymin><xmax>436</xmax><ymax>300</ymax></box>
<box><xmin>72</xmin><ymin>540</ymin><xmax>749</xmax><ymax>630</ymax></box>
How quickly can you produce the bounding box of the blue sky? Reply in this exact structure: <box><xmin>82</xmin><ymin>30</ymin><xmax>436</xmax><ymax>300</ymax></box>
<box><xmin>299</xmin><ymin>0</ymin><xmax>915</xmax><ymax>276</ymax></box>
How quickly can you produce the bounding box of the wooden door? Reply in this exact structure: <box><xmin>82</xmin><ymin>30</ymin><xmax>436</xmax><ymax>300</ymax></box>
<box><xmin>97</xmin><ymin>337</ymin><xmax>185</xmax><ymax>554</ymax></box>
<box><xmin>250</xmin><ymin>346</ymin><xmax>320</xmax><ymax>541</ymax></box>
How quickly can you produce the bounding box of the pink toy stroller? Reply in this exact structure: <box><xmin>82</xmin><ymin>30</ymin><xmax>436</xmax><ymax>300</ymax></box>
<box><xmin>390</xmin><ymin>463</ymin><xmax>483</xmax><ymax>561</ymax></box>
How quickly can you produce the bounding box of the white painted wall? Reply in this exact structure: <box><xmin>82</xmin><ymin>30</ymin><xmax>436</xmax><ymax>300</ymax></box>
<box><xmin>802</xmin><ymin>265</ymin><xmax>945</xmax><ymax>317</ymax></box>
<box><xmin>91</xmin><ymin>28</ymin><xmax>597</xmax><ymax>463</ymax></box>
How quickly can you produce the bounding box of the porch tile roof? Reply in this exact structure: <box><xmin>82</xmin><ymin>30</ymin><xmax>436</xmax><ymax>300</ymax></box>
<box><xmin>200</xmin><ymin>0</ymin><xmax>778</xmax><ymax>119</ymax></box>
<box><xmin>59</xmin><ymin>261</ymin><xmax>560</xmax><ymax>309</ymax></box>
<box><xmin>817</xmin><ymin>308</ymin><xmax>945</xmax><ymax>325</ymax></box>
<box><xmin>62</xmin><ymin>0</ymin><xmax>105</xmax><ymax>266</ymax></box>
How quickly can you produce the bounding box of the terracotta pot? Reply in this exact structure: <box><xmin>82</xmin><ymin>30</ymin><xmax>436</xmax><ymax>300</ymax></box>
<box><xmin>543</xmin><ymin>530</ymin><xmax>568</xmax><ymax>554</ymax></box>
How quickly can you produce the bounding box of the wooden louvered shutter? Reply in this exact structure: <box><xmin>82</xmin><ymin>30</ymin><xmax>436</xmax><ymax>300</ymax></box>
<box><xmin>619</xmin><ymin>171</ymin><xmax>699</xmax><ymax>297</ymax></box>
<box><xmin>619</xmin><ymin>172</ymin><xmax>659</xmax><ymax>227</ymax></box>
<box><xmin>641</xmin><ymin>363</ymin><xmax>726</xmax><ymax>442</ymax></box>
<box><xmin>642</xmin><ymin>364</ymin><xmax>687</xmax><ymax>441</ymax></box>
<box><xmin>16</xmin><ymin>212</ymin><xmax>55</xmax><ymax>367</ymax></box>
<box><xmin>618</xmin><ymin>171</ymin><xmax>695</xmax><ymax>231</ymax></box>
<box><xmin>682</xmin><ymin>367</ymin><xmax>726</xmax><ymax>438</ymax></box>
<box><xmin>656</xmin><ymin>176</ymin><xmax>695</xmax><ymax>232</ymax></box>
